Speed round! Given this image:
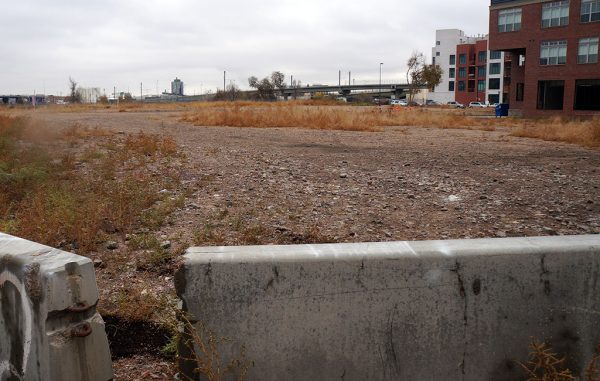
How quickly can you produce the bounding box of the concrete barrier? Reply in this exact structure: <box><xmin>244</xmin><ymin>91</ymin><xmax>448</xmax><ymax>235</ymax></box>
<box><xmin>0</xmin><ymin>233</ymin><xmax>113</xmax><ymax>381</ymax></box>
<box><xmin>176</xmin><ymin>235</ymin><xmax>600</xmax><ymax>381</ymax></box>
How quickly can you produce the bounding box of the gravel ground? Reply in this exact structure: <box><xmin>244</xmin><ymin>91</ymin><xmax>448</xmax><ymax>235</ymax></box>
<box><xmin>31</xmin><ymin>109</ymin><xmax>600</xmax><ymax>379</ymax></box>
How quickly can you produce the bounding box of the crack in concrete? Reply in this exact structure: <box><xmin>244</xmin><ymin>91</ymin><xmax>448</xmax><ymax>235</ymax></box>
<box><xmin>451</xmin><ymin>260</ymin><xmax>468</xmax><ymax>379</ymax></box>
<box><xmin>540</xmin><ymin>254</ymin><xmax>551</xmax><ymax>295</ymax></box>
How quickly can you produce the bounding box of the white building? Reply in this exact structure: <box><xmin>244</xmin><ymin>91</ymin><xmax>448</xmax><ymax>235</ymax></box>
<box><xmin>485</xmin><ymin>49</ymin><xmax>508</xmax><ymax>104</ymax></box>
<box><xmin>78</xmin><ymin>88</ymin><xmax>101</xmax><ymax>104</ymax></box>
<box><xmin>430</xmin><ymin>29</ymin><xmax>509</xmax><ymax>105</ymax></box>
<box><xmin>430</xmin><ymin>29</ymin><xmax>481</xmax><ymax>104</ymax></box>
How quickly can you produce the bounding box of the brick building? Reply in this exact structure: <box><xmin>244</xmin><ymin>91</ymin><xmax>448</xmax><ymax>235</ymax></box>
<box><xmin>489</xmin><ymin>0</ymin><xmax>600</xmax><ymax>117</ymax></box>
<box><xmin>430</xmin><ymin>29</ymin><xmax>511</xmax><ymax>105</ymax></box>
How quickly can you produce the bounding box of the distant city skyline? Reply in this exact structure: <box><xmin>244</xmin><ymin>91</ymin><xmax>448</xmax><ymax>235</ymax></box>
<box><xmin>1</xmin><ymin>0</ymin><xmax>490</xmax><ymax>95</ymax></box>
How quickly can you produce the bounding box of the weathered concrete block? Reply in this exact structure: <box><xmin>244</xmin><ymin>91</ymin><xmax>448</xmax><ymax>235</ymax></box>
<box><xmin>177</xmin><ymin>235</ymin><xmax>600</xmax><ymax>381</ymax></box>
<box><xmin>0</xmin><ymin>233</ymin><xmax>113</xmax><ymax>381</ymax></box>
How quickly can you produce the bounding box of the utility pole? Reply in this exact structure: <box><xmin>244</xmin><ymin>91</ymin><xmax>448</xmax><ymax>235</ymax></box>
<box><xmin>349</xmin><ymin>71</ymin><xmax>351</xmax><ymax>86</ymax></box>
<box><xmin>140</xmin><ymin>82</ymin><xmax>143</xmax><ymax>103</ymax></box>
<box><xmin>339</xmin><ymin>70</ymin><xmax>341</xmax><ymax>87</ymax></box>
<box><xmin>379</xmin><ymin>62</ymin><xmax>384</xmax><ymax>107</ymax></box>
<box><xmin>223</xmin><ymin>71</ymin><xmax>226</xmax><ymax>93</ymax></box>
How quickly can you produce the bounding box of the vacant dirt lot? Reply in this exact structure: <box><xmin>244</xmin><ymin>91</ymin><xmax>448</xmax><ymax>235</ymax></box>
<box><xmin>24</xmin><ymin>108</ymin><xmax>600</xmax><ymax>379</ymax></box>
<box><xmin>34</xmin><ymin>109</ymin><xmax>600</xmax><ymax>241</ymax></box>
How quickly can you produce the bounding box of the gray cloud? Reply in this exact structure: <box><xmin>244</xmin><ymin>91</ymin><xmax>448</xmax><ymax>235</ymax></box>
<box><xmin>0</xmin><ymin>0</ymin><xmax>490</xmax><ymax>95</ymax></box>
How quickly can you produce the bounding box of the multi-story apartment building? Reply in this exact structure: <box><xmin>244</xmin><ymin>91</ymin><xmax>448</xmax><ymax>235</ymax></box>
<box><xmin>489</xmin><ymin>0</ymin><xmax>600</xmax><ymax>116</ymax></box>
<box><xmin>430</xmin><ymin>29</ymin><xmax>478</xmax><ymax>104</ymax></box>
<box><xmin>430</xmin><ymin>29</ymin><xmax>510</xmax><ymax>105</ymax></box>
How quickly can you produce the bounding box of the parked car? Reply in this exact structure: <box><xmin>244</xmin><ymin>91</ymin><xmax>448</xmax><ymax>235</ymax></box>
<box><xmin>447</xmin><ymin>101</ymin><xmax>465</xmax><ymax>109</ymax></box>
<box><xmin>469</xmin><ymin>102</ymin><xmax>487</xmax><ymax>108</ymax></box>
<box><xmin>425</xmin><ymin>100</ymin><xmax>441</xmax><ymax>106</ymax></box>
<box><xmin>391</xmin><ymin>99</ymin><xmax>408</xmax><ymax>106</ymax></box>
<box><xmin>373</xmin><ymin>98</ymin><xmax>390</xmax><ymax>105</ymax></box>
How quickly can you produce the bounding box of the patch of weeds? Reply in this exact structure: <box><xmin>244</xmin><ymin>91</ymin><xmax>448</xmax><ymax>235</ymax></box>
<box><xmin>129</xmin><ymin>233</ymin><xmax>161</xmax><ymax>250</ymax></box>
<box><xmin>230</xmin><ymin>216</ymin><xmax>245</xmax><ymax>231</ymax></box>
<box><xmin>518</xmin><ymin>339</ymin><xmax>600</xmax><ymax>381</ymax></box>
<box><xmin>194</xmin><ymin>222</ymin><xmax>225</xmax><ymax>246</ymax></box>
<box><xmin>129</xmin><ymin>233</ymin><xmax>180</xmax><ymax>271</ymax></box>
<box><xmin>276</xmin><ymin>224</ymin><xmax>335</xmax><ymax>245</ymax></box>
<box><xmin>0</xmin><ymin>115</ymin><xmax>185</xmax><ymax>255</ymax></box>
<box><xmin>99</xmin><ymin>281</ymin><xmax>173</xmax><ymax>322</ymax></box>
<box><xmin>81</xmin><ymin>146</ymin><xmax>106</xmax><ymax>162</ymax></box>
<box><xmin>177</xmin><ymin>312</ymin><xmax>253</xmax><ymax>381</ymax></box>
<box><xmin>241</xmin><ymin>224</ymin><xmax>267</xmax><ymax>245</ymax></box>
<box><xmin>125</xmin><ymin>133</ymin><xmax>178</xmax><ymax>157</ymax></box>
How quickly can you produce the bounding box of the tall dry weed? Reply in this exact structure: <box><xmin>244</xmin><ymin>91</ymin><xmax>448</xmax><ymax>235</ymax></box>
<box><xmin>180</xmin><ymin>104</ymin><xmax>483</xmax><ymax>132</ymax></box>
<box><xmin>511</xmin><ymin>117</ymin><xmax>600</xmax><ymax>148</ymax></box>
<box><xmin>0</xmin><ymin>116</ymin><xmax>182</xmax><ymax>253</ymax></box>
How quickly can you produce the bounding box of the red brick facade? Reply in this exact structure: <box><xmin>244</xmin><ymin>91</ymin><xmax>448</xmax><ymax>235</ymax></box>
<box><xmin>455</xmin><ymin>40</ymin><xmax>490</xmax><ymax>105</ymax></box>
<box><xmin>489</xmin><ymin>0</ymin><xmax>600</xmax><ymax>117</ymax></box>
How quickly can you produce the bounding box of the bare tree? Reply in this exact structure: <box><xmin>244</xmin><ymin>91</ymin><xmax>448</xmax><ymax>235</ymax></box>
<box><xmin>248</xmin><ymin>72</ymin><xmax>283</xmax><ymax>101</ymax></box>
<box><xmin>270</xmin><ymin>71</ymin><xmax>286</xmax><ymax>97</ymax></box>
<box><xmin>248</xmin><ymin>76</ymin><xmax>259</xmax><ymax>89</ymax></box>
<box><xmin>406</xmin><ymin>52</ymin><xmax>425</xmax><ymax>103</ymax></box>
<box><xmin>68</xmin><ymin>76</ymin><xmax>82</xmax><ymax>103</ymax></box>
<box><xmin>406</xmin><ymin>52</ymin><xmax>444</xmax><ymax>102</ymax></box>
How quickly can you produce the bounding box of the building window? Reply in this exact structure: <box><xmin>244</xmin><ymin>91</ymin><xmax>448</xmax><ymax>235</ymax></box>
<box><xmin>433</xmin><ymin>57</ymin><xmax>436</xmax><ymax>65</ymax></box>
<box><xmin>478</xmin><ymin>51</ymin><xmax>487</xmax><ymax>63</ymax></box>
<box><xmin>578</xmin><ymin>37</ymin><xmax>599</xmax><ymax>64</ymax></box>
<box><xmin>540</xmin><ymin>40</ymin><xmax>567</xmax><ymax>65</ymax></box>
<box><xmin>489</xmin><ymin>63</ymin><xmax>502</xmax><ymax>75</ymax></box>
<box><xmin>498</xmin><ymin>8</ymin><xmax>522</xmax><ymax>32</ymax></box>
<box><xmin>542</xmin><ymin>1</ymin><xmax>570</xmax><ymax>28</ymax></box>
<box><xmin>458</xmin><ymin>67</ymin><xmax>467</xmax><ymax>78</ymax></box>
<box><xmin>488</xmin><ymin>94</ymin><xmax>500</xmax><ymax>104</ymax></box>
<box><xmin>449</xmin><ymin>81</ymin><xmax>455</xmax><ymax>92</ymax></box>
<box><xmin>459</xmin><ymin>54</ymin><xmax>467</xmax><ymax>65</ymax></box>
<box><xmin>581</xmin><ymin>0</ymin><xmax>600</xmax><ymax>22</ymax></box>
<box><xmin>468</xmin><ymin>80</ymin><xmax>475</xmax><ymax>92</ymax></box>
<box><xmin>537</xmin><ymin>80</ymin><xmax>565</xmax><ymax>110</ymax></box>
<box><xmin>449</xmin><ymin>55</ymin><xmax>456</xmax><ymax>65</ymax></box>
<box><xmin>436</xmin><ymin>41</ymin><xmax>441</xmax><ymax>45</ymax></box>
<box><xmin>458</xmin><ymin>81</ymin><xmax>466</xmax><ymax>91</ymax></box>
<box><xmin>436</xmin><ymin>52</ymin><xmax>441</xmax><ymax>56</ymax></box>
<box><xmin>478</xmin><ymin>80</ymin><xmax>486</xmax><ymax>92</ymax></box>
<box><xmin>490</xmin><ymin>50</ymin><xmax>502</xmax><ymax>60</ymax></box>
<box><xmin>574</xmin><ymin>79</ymin><xmax>600</xmax><ymax>110</ymax></box>
<box><xmin>478</xmin><ymin>66</ymin><xmax>486</xmax><ymax>77</ymax></box>
<box><xmin>516</xmin><ymin>83</ymin><xmax>525</xmax><ymax>101</ymax></box>
<box><xmin>489</xmin><ymin>78</ymin><xmax>501</xmax><ymax>90</ymax></box>
<box><xmin>449</xmin><ymin>68</ymin><xmax>456</xmax><ymax>78</ymax></box>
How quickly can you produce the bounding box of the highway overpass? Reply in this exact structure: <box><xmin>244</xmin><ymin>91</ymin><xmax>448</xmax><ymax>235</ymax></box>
<box><xmin>281</xmin><ymin>83</ymin><xmax>426</xmax><ymax>99</ymax></box>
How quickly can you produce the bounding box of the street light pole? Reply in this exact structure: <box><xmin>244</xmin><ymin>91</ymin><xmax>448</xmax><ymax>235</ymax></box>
<box><xmin>379</xmin><ymin>62</ymin><xmax>384</xmax><ymax>106</ymax></box>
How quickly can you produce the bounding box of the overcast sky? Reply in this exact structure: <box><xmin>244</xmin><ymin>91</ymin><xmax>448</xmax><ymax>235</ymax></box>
<box><xmin>0</xmin><ymin>0</ymin><xmax>490</xmax><ymax>96</ymax></box>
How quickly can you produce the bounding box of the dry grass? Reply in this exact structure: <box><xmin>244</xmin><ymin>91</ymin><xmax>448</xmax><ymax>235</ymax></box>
<box><xmin>180</xmin><ymin>103</ymin><xmax>487</xmax><ymax>132</ymax></box>
<box><xmin>518</xmin><ymin>339</ymin><xmax>600</xmax><ymax>381</ymax></box>
<box><xmin>177</xmin><ymin>314</ymin><xmax>252</xmax><ymax>381</ymax></box>
<box><xmin>519</xmin><ymin>339</ymin><xmax>576</xmax><ymax>380</ymax></box>
<box><xmin>511</xmin><ymin>117</ymin><xmax>600</xmax><ymax>148</ymax></box>
<box><xmin>0</xmin><ymin>115</ymin><xmax>182</xmax><ymax>253</ymax></box>
<box><xmin>586</xmin><ymin>347</ymin><xmax>600</xmax><ymax>381</ymax></box>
